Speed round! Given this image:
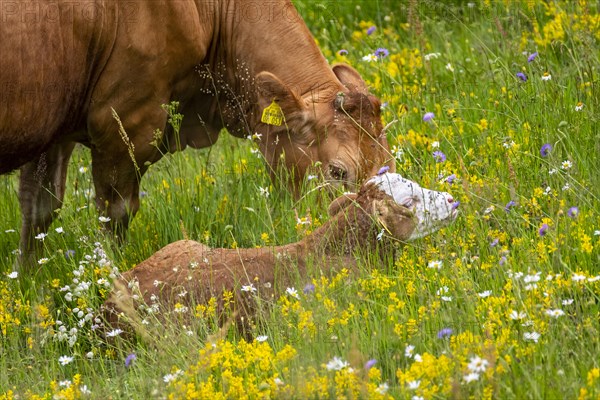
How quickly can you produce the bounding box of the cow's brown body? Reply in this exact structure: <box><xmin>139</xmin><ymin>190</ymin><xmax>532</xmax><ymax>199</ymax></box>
<box><xmin>0</xmin><ymin>1</ymin><xmax>394</xmax><ymax>265</ymax></box>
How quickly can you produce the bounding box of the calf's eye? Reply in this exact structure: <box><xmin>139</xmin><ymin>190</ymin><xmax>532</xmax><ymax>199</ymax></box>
<box><xmin>329</xmin><ymin>165</ymin><xmax>347</xmax><ymax>181</ymax></box>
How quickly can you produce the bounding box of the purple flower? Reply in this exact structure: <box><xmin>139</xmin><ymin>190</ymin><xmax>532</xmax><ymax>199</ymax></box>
<box><xmin>338</xmin><ymin>49</ymin><xmax>348</xmax><ymax>56</ymax></box>
<box><xmin>527</xmin><ymin>52</ymin><xmax>538</xmax><ymax>63</ymax></box>
<box><xmin>540</xmin><ymin>143</ymin><xmax>552</xmax><ymax>157</ymax></box>
<box><xmin>516</xmin><ymin>72</ymin><xmax>527</xmax><ymax>82</ymax></box>
<box><xmin>423</xmin><ymin>112</ymin><xmax>435</xmax><ymax>122</ymax></box>
<box><xmin>65</xmin><ymin>249</ymin><xmax>76</xmax><ymax>259</ymax></box>
<box><xmin>125</xmin><ymin>353</ymin><xmax>136</xmax><ymax>368</ymax></box>
<box><xmin>303</xmin><ymin>283</ymin><xmax>315</xmax><ymax>294</ymax></box>
<box><xmin>366</xmin><ymin>26</ymin><xmax>376</xmax><ymax>35</ymax></box>
<box><xmin>567</xmin><ymin>207</ymin><xmax>579</xmax><ymax>218</ymax></box>
<box><xmin>539</xmin><ymin>224</ymin><xmax>549</xmax><ymax>236</ymax></box>
<box><xmin>364</xmin><ymin>359</ymin><xmax>377</xmax><ymax>369</ymax></box>
<box><xmin>452</xmin><ymin>201</ymin><xmax>460</xmax><ymax>210</ymax></box>
<box><xmin>505</xmin><ymin>201</ymin><xmax>516</xmax><ymax>212</ymax></box>
<box><xmin>499</xmin><ymin>256</ymin><xmax>507</xmax><ymax>266</ymax></box>
<box><xmin>446</xmin><ymin>174</ymin><xmax>456</xmax><ymax>184</ymax></box>
<box><xmin>374</xmin><ymin>48</ymin><xmax>389</xmax><ymax>58</ymax></box>
<box><xmin>437</xmin><ymin>328</ymin><xmax>453</xmax><ymax>339</ymax></box>
<box><xmin>377</xmin><ymin>165</ymin><xmax>390</xmax><ymax>175</ymax></box>
<box><xmin>433</xmin><ymin>151</ymin><xmax>446</xmax><ymax>163</ymax></box>
<box><xmin>490</xmin><ymin>238</ymin><xmax>499</xmax><ymax>247</ymax></box>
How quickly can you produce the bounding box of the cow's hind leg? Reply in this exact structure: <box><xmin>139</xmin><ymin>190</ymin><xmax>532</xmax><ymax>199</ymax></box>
<box><xmin>18</xmin><ymin>142</ymin><xmax>76</xmax><ymax>268</ymax></box>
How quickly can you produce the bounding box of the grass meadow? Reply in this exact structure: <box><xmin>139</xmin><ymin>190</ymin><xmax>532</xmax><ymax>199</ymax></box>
<box><xmin>1</xmin><ymin>0</ymin><xmax>599</xmax><ymax>398</ymax></box>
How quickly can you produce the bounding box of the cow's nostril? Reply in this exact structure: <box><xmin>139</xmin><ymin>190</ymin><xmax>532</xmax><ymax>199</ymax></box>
<box><xmin>447</xmin><ymin>196</ymin><xmax>454</xmax><ymax>203</ymax></box>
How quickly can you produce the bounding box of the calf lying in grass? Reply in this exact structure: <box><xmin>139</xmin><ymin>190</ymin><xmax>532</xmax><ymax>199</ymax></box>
<box><xmin>104</xmin><ymin>173</ymin><xmax>458</xmax><ymax>333</ymax></box>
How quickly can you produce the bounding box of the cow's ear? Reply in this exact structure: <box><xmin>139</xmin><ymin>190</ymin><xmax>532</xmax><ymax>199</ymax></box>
<box><xmin>328</xmin><ymin>193</ymin><xmax>358</xmax><ymax>216</ymax></box>
<box><xmin>332</xmin><ymin>64</ymin><xmax>369</xmax><ymax>94</ymax></box>
<box><xmin>371</xmin><ymin>199</ymin><xmax>416</xmax><ymax>241</ymax></box>
<box><xmin>256</xmin><ymin>71</ymin><xmax>306</xmax><ymax>115</ymax></box>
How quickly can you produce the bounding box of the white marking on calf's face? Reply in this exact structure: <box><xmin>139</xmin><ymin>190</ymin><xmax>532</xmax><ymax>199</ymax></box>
<box><xmin>368</xmin><ymin>173</ymin><xmax>458</xmax><ymax>240</ymax></box>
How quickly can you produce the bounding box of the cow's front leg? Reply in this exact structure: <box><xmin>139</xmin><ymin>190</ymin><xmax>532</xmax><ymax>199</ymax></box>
<box><xmin>18</xmin><ymin>142</ymin><xmax>76</xmax><ymax>268</ymax></box>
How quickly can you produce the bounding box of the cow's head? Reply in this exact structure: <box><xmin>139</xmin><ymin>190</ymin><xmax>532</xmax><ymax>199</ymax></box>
<box><xmin>255</xmin><ymin>64</ymin><xmax>395</xmax><ymax>194</ymax></box>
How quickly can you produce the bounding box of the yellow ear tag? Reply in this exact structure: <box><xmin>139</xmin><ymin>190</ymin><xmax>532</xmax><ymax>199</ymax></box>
<box><xmin>261</xmin><ymin>100</ymin><xmax>284</xmax><ymax>126</ymax></box>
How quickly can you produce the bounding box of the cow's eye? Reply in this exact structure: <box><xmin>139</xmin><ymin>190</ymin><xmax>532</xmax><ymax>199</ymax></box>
<box><xmin>329</xmin><ymin>165</ymin><xmax>347</xmax><ymax>182</ymax></box>
<box><xmin>401</xmin><ymin>197</ymin><xmax>416</xmax><ymax>208</ymax></box>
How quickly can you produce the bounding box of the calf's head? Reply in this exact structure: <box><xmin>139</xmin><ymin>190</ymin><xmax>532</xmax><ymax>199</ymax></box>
<box><xmin>367</xmin><ymin>173</ymin><xmax>459</xmax><ymax>240</ymax></box>
<box><xmin>255</xmin><ymin>64</ymin><xmax>395</xmax><ymax>194</ymax></box>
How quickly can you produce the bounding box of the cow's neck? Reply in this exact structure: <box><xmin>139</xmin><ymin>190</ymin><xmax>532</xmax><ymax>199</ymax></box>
<box><xmin>211</xmin><ymin>0</ymin><xmax>343</xmax><ymax>135</ymax></box>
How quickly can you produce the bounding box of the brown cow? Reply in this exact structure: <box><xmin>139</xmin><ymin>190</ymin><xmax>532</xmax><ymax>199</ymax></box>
<box><xmin>104</xmin><ymin>173</ymin><xmax>459</xmax><ymax>334</ymax></box>
<box><xmin>0</xmin><ymin>1</ymin><xmax>394</xmax><ymax>266</ymax></box>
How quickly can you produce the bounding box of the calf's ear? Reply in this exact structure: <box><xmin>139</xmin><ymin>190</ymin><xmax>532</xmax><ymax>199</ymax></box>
<box><xmin>256</xmin><ymin>71</ymin><xmax>306</xmax><ymax>117</ymax></box>
<box><xmin>332</xmin><ymin>64</ymin><xmax>370</xmax><ymax>94</ymax></box>
<box><xmin>371</xmin><ymin>199</ymin><xmax>416</xmax><ymax>241</ymax></box>
<box><xmin>328</xmin><ymin>193</ymin><xmax>358</xmax><ymax>216</ymax></box>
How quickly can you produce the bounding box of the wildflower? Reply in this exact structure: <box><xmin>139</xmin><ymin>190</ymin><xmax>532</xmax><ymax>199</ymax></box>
<box><xmin>376</xmin><ymin>229</ymin><xmax>385</xmax><ymax>241</ymax></box>
<box><xmin>58</xmin><ymin>380</ymin><xmax>72</xmax><ymax>387</ymax></box>
<box><xmin>562</xmin><ymin>299</ymin><xmax>574</xmax><ymax>306</ymax></box>
<box><xmin>516</xmin><ymin>72</ymin><xmax>527</xmax><ymax>81</ymax></box>
<box><xmin>545</xmin><ymin>309</ymin><xmax>565</xmax><ymax>318</ymax></box>
<box><xmin>463</xmin><ymin>372</ymin><xmax>480</xmax><ymax>383</ymax></box>
<box><xmin>468</xmin><ymin>355</ymin><xmax>489</xmax><ymax>373</ymax></box>
<box><xmin>562</xmin><ymin>183</ymin><xmax>570</xmax><ymax>191</ymax></box>
<box><xmin>376</xmin><ymin>383</ymin><xmax>390</xmax><ymax>395</ymax></box>
<box><xmin>163</xmin><ymin>370</ymin><xmax>183</xmax><ymax>383</ymax></box>
<box><xmin>98</xmin><ymin>216</ymin><xmax>111</xmax><ymax>223</ymax></box>
<box><xmin>414</xmin><ymin>354</ymin><xmax>423</xmax><ymax>362</ymax></box>
<box><xmin>561</xmin><ymin>160</ymin><xmax>573</xmax><ymax>170</ymax></box>
<box><xmin>35</xmin><ymin>232</ymin><xmax>47</xmax><ymax>241</ymax></box>
<box><xmin>505</xmin><ymin>200</ymin><xmax>516</xmax><ymax>212</ymax></box>
<box><xmin>524</xmin><ymin>272</ymin><xmax>541</xmax><ymax>283</ymax></box>
<box><xmin>38</xmin><ymin>258</ymin><xmax>49</xmax><ymax>265</ymax></box>
<box><xmin>286</xmin><ymin>287</ymin><xmax>299</xmax><ymax>299</ymax></box>
<box><xmin>405</xmin><ymin>345</ymin><xmax>415</xmax><ymax>358</ymax></box>
<box><xmin>478</xmin><ymin>290</ymin><xmax>492</xmax><ymax>298</ymax></box>
<box><xmin>377</xmin><ymin>165</ymin><xmax>390</xmax><ymax>175</ymax></box>
<box><xmin>407</xmin><ymin>380</ymin><xmax>421</xmax><ymax>390</ymax></box>
<box><xmin>433</xmin><ymin>151</ymin><xmax>446</xmax><ymax>163</ymax></box>
<box><xmin>366</xmin><ymin>26</ymin><xmax>376</xmax><ymax>35</ymax></box>
<box><xmin>446</xmin><ymin>174</ymin><xmax>456</xmax><ymax>184</ymax></box>
<box><xmin>539</xmin><ymin>224</ymin><xmax>549</xmax><ymax>236</ymax></box>
<box><xmin>541</xmin><ymin>72</ymin><xmax>552</xmax><ymax>81</ymax></box>
<box><xmin>524</xmin><ymin>332</ymin><xmax>541</xmax><ymax>342</ymax></box>
<box><xmin>431</xmin><ymin>141</ymin><xmax>440</xmax><ymax>149</ymax></box>
<box><xmin>364</xmin><ymin>359</ymin><xmax>377</xmax><ymax>369</ymax></box>
<box><xmin>423</xmin><ymin>52</ymin><xmax>441</xmax><ymax>61</ymax></box>
<box><xmin>595</xmin><ymin>230</ymin><xmax>600</xmax><ymax>236</ymax></box>
<box><xmin>499</xmin><ymin>256</ymin><xmax>507</xmax><ymax>266</ymax></box>
<box><xmin>567</xmin><ymin>207</ymin><xmax>578</xmax><ymax>218</ymax></box>
<box><xmin>241</xmin><ymin>284</ymin><xmax>257</xmax><ymax>293</ymax></box>
<box><xmin>575</xmin><ymin>102</ymin><xmax>584</xmax><ymax>111</ymax></box>
<box><xmin>509</xmin><ymin>310</ymin><xmax>527</xmax><ymax>320</ymax></box>
<box><xmin>428</xmin><ymin>260</ymin><xmax>443</xmax><ymax>269</ymax></box>
<box><xmin>437</xmin><ymin>328</ymin><xmax>453</xmax><ymax>339</ymax></box>
<box><xmin>362</xmin><ymin>53</ymin><xmax>377</xmax><ymax>62</ymax></box>
<box><xmin>540</xmin><ymin>143</ymin><xmax>552</xmax><ymax>157</ymax></box>
<box><xmin>55</xmin><ymin>227</ymin><xmax>64</xmax><ymax>234</ymax></box>
<box><xmin>490</xmin><ymin>238</ymin><xmax>499</xmax><ymax>247</ymax></box>
<box><xmin>303</xmin><ymin>283</ymin><xmax>315</xmax><ymax>294</ymax></box>
<box><xmin>7</xmin><ymin>271</ymin><xmax>18</xmax><ymax>279</ymax></box>
<box><xmin>375</xmin><ymin>48</ymin><xmax>389</xmax><ymax>58</ymax></box>
<box><xmin>527</xmin><ymin>52</ymin><xmax>538</xmax><ymax>62</ymax></box>
<box><xmin>259</xmin><ymin>187</ymin><xmax>270</xmax><ymax>198</ymax></box>
<box><xmin>423</xmin><ymin>112</ymin><xmax>435</xmax><ymax>122</ymax></box>
<box><xmin>256</xmin><ymin>335</ymin><xmax>268</xmax><ymax>342</ymax></box>
<box><xmin>338</xmin><ymin>49</ymin><xmax>348</xmax><ymax>56</ymax></box>
<box><xmin>58</xmin><ymin>355</ymin><xmax>74</xmax><ymax>366</ymax></box>
<box><xmin>326</xmin><ymin>356</ymin><xmax>350</xmax><ymax>371</ymax></box>
<box><xmin>125</xmin><ymin>353</ymin><xmax>136</xmax><ymax>367</ymax></box>
<box><xmin>445</xmin><ymin>63</ymin><xmax>454</xmax><ymax>72</ymax></box>
<box><xmin>571</xmin><ymin>273</ymin><xmax>586</xmax><ymax>282</ymax></box>
<box><xmin>106</xmin><ymin>328</ymin><xmax>123</xmax><ymax>337</ymax></box>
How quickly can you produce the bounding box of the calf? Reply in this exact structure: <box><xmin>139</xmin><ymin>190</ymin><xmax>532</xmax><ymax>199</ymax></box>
<box><xmin>104</xmin><ymin>173</ymin><xmax>458</xmax><ymax>331</ymax></box>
